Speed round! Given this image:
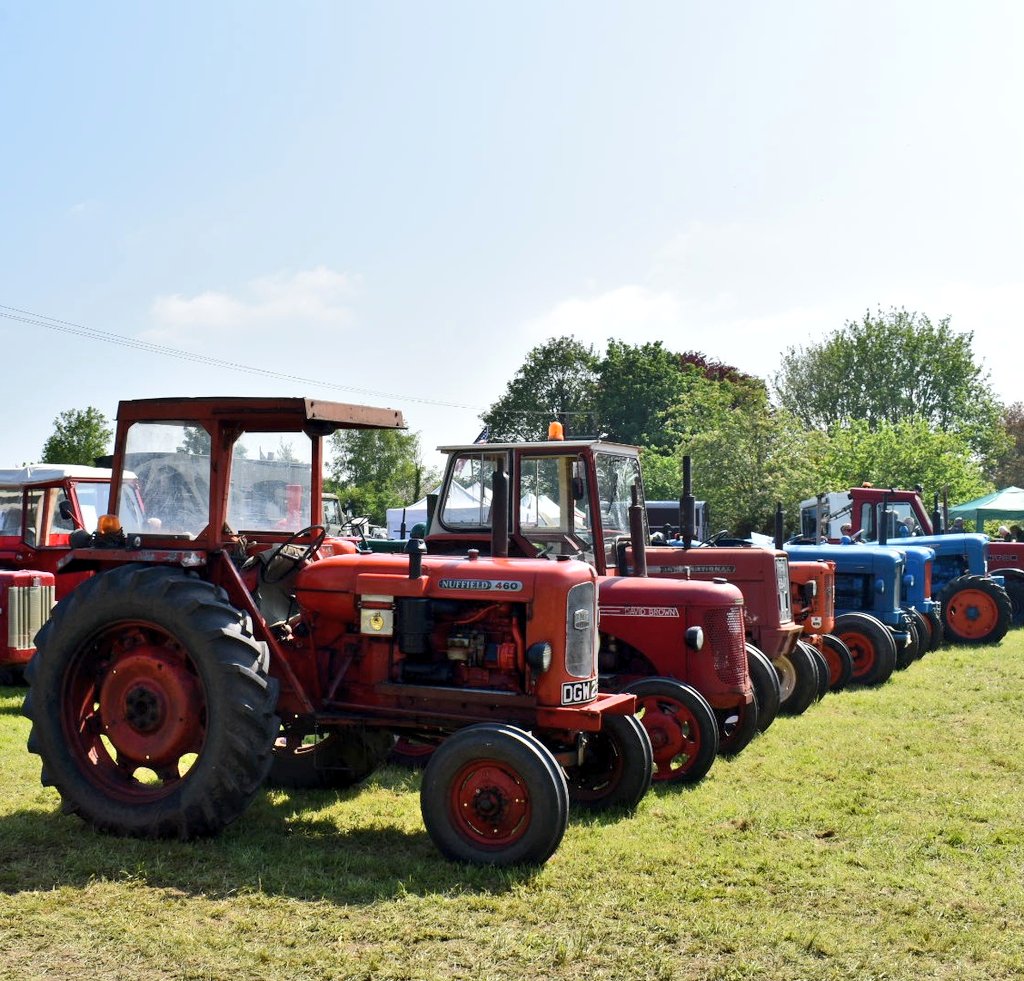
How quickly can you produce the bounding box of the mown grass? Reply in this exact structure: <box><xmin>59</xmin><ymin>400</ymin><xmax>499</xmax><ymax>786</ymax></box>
<box><xmin>2</xmin><ymin>634</ymin><xmax>1023</xmax><ymax>980</ymax></box>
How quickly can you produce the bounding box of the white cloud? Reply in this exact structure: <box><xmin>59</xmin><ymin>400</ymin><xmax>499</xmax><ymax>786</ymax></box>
<box><xmin>149</xmin><ymin>266</ymin><xmax>360</xmax><ymax>335</ymax></box>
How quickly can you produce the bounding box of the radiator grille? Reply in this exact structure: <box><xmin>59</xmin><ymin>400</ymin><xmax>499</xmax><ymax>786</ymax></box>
<box><xmin>8</xmin><ymin>583</ymin><xmax>55</xmax><ymax>651</ymax></box>
<box><xmin>705</xmin><ymin>604</ymin><xmax>747</xmax><ymax>687</ymax></box>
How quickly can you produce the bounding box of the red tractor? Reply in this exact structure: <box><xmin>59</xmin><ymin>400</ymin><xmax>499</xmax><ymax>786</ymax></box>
<box><xmin>424</xmin><ymin>431</ymin><xmax>752</xmax><ymax>785</ymax></box>
<box><xmin>0</xmin><ymin>466</ymin><xmax>145</xmax><ymax>683</ymax></box>
<box><xmin>787</xmin><ymin>558</ymin><xmax>854</xmax><ymax>692</ymax></box>
<box><xmin>23</xmin><ymin>397</ymin><xmax>653</xmax><ymax>866</ymax></box>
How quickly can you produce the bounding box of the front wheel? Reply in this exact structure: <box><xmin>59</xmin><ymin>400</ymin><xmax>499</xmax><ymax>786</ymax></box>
<box><xmin>905</xmin><ymin>608</ymin><xmax>933</xmax><ymax>659</ymax></box>
<box><xmin>1000</xmin><ymin>570</ymin><xmax>1024</xmax><ymax>629</ymax></box>
<box><xmin>940</xmin><ymin>575</ymin><xmax>1012</xmax><ymax>645</ymax></box>
<box><xmin>623</xmin><ymin>678</ymin><xmax>718</xmax><ymax>785</ymax></box>
<box><xmin>23</xmin><ymin>564</ymin><xmax>279</xmax><ymax>839</ymax></box>
<box><xmin>562</xmin><ymin>714</ymin><xmax>653</xmax><ymax>812</ymax></box>
<box><xmin>799</xmin><ymin>641</ymin><xmax>829</xmax><ymax>701</ymax></box>
<box><xmin>775</xmin><ymin>643</ymin><xmax>818</xmax><ymax>716</ymax></box>
<box><xmin>420</xmin><ymin>724</ymin><xmax>569</xmax><ymax>866</ymax></box>
<box><xmin>833</xmin><ymin>612</ymin><xmax>897</xmax><ymax>686</ymax></box>
<box><xmin>746</xmin><ymin>644</ymin><xmax>781</xmax><ymax>733</ymax></box>
<box><xmin>820</xmin><ymin>634</ymin><xmax>854</xmax><ymax>691</ymax></box>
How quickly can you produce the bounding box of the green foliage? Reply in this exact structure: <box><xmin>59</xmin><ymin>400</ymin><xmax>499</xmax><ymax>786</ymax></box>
<box><xmin>988</xmin><ymin>401</ymin><xmax>1024</xmax><ymax>488</ymax></box>
<box><xmin>177</xmin><ymin>425</ymin><xmax>210</xmax><ymax>455</ymax></box>
<box><xmin>593</xmin><ymin>340</ymin><xmax>686</xmax><ymax>450</ymax></box>
<box><xmin>328</xmin><ymin>428</ymin><xmax>435</xmax><ymax>525</ymax></box>
<box><xmin>773</xmin><ymin>308</ymin><xmax>1005</xmax><ymax>463</ymax></box>
<box><xmin>818</xmin><ymin>417</ymin><xmax>992</xmax><ymax>505</ymax></box>
<box><xmin>483</xmin><ymin>336</ymin><xmax>599</xmax><ymax>441</ymax></box>
<box><xmin>39</xmin><ymin>406</ymin><xmax>112</xmax><ymax>466</ymax></box>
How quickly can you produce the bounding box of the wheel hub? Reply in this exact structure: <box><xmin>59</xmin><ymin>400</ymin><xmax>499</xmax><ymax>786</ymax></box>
<box><xmin>99</xmin><ymin>651</ymin><xmax>201</xmax><ymax>766</ymax></box>
<box><xmin>472</xmin><ymin>786</ymin><xmax>507</xmax><ymax>824</ymax></box>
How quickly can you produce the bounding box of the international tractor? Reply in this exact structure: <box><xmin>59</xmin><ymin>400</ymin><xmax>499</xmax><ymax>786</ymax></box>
<box><xmin>23</xmin><ymin>397</ymin><xmax>655</xmax><ymax>867</ymax></box>
<box><xmin>423</xmin><ymin>430</ymin><xmax>755</xmax><ymax>786</ymax></box>
<box><xmin>0</xmin><ymin>466</ymin><xmax>147</xmax><ymax>683</ymax></box>
<box><xmin>802</xmin><ymin>487</ymin><xmax>1012</xmax><ymax>644</ymax></box>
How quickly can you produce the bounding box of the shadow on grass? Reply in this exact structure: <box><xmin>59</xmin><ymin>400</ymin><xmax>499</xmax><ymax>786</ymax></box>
<box><xmin>0</xmin><ymin>764</ymin><xmax>595</xmax><ymax>903</ymax></box>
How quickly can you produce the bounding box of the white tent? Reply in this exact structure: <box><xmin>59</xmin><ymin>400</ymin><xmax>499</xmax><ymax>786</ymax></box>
<box><xmin>386</xmin><ymin>483</ymin><xmax>491</xmax><ymax>539</ymax></box>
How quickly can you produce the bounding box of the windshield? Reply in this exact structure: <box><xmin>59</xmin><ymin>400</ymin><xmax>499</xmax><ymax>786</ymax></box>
<box><xmin>439</xmin><ymin>452</ymin><xmax>501</xmax><ymax>528</ymax></box>
<box><xmin>228</xmin><ymin>430</ymin><xmax>312</xmax><ymax>532</ymax></box>
<box><xmin>595</xmin><ymin>453</ymin><xmax>644</xmax><ymax>538</ymax></box>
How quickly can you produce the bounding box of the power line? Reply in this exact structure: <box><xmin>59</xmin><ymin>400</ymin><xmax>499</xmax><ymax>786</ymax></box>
<box><xmin>0</xmin><ymin>304</ymin><xmax>482</xmax><ymax>410</ymax></box>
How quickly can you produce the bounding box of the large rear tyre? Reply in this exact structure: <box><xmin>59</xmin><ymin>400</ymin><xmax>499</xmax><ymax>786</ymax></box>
<box><xmin>623</xmin><ymin>678</ymin><xmax>718</xmax><ymax>785</ymax></box>
<box><xmin>833</xmin><ymin>612</ymin><xmax>897</xmax><ymax>687</ymax></box>
<box><xmin>746</xmin><ymin>644</ymin><xmax>781</xmax><ymax>733</ymax></box>
<box><xmin>775</xmin><ymin>643</ymin><xmax>818</xmax><ymax>716</ymax></box>
<box><xmin>562</xmin><ymin>714</ymin><xmax>653</xmax><ymax>812</ymax></box>
<box><xmin>268</xmin><ymin>727</ymin><xmax>395</xmax><ymax>789</ymax></box>
<box><xmin>940</xmin><ymin>575</ymin><xmax>1011</xmax><ymax>645</ymax></box>
<box><xmin>23</xmin><ymin>564</ymin><xmax>279</xmax><ymax>840</ymax></box>
<box><xmin>820</xmin><ymin>634</ymin><xmax>854</xmax><ymax>691</ymax></box>
<box><xmin>420</xmin><ymin>724</ymin><xmax>568</xmax><ymax>866</ymax></box>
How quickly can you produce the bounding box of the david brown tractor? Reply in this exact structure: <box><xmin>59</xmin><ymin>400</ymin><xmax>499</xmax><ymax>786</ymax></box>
<box><xmin>24</xmin><ymin>397</ymin><xmax>654</xmax><ymax>867</ymax></box>
<box><xmin>424</xmin><ymin>431</ymin><xmax>753</xmax><ymax>785</ymax></box>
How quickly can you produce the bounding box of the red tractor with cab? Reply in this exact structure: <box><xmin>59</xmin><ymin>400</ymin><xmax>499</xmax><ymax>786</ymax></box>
<box><xmin>23</xmin><ymin>397</ymin><xmax>653</xmax><ymax>867</ymax></box>
<box><xmin>424</xmin><ymin>430</ymin><xmax>753</xmax><ymax>785</ymax></box>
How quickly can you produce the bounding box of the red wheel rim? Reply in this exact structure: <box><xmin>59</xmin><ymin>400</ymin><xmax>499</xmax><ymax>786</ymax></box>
<box><xmin>448</xmin><ymin>758</ymin><xmax>531</xmax><ymax>848</ymax></box>
<box><xmin>635</xmin><ymin>693</ymin><xmax>700</xmax><ymax>782</ymax></box>
<box><xmin>62</xmin><ymin>621</ymin><xmax>207</xmax><ymax>801</ymax></box>
<box><xmin>841</xmin><ymin>631</ymin><xmax>876</xmax><ymax>680</ymax></box>
<box><xmin>946</xmin><ymin>589</ymin><xmax>1000</xmax><ymax>640</ymax></box>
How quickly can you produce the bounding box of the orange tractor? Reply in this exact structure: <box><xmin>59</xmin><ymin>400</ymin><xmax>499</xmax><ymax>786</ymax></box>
<box><xmin>23</xmin><ymin>397</ymin><xmax>653</xmax><ymax>866</ymax></box>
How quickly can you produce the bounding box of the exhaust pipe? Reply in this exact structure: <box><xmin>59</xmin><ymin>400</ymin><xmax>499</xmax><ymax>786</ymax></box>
<box><xmin>879</xmin><ymin>493</ymin><xmax>889</xmax><ymax>545</ymax></box>
<box><xmin>774</xmin><ymin>502</ymin><xmax>784</xmax><ymax>550</ymax></box>
<box><xmin>680</xmin><ymin>456</ymin><xmax>696</xmax><ymax>550</ymax></box>
<box><xmin>629</xmin><ymin>482</ymin><xmax>648</xmax><ymax>577</ymax></box>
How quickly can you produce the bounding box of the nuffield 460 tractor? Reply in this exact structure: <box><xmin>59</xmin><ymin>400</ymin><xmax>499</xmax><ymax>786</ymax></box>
<box><xmin>23</xmin><ymin>397</ymin><xmax>653</xmax><ymax>866</ymax></box>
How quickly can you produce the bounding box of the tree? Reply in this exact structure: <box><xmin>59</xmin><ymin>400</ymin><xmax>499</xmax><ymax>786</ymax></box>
<box><xmin>593</xmin><ymin>340</ymin><xmax>686</xmax><ymax>450</ymax></box>
<box><xmin>817</xmin><ymin>417</ymin><xmax>991</xmax><ymax>507</ymax></box>
<box><xmin>40</xmin><ymin>407</ymin><xmax>112</xmax><ymax>466</ymax></box>
<box><xmin>988</xmin><ymin>401</ymin><xmax>1024</xmax><ymax>488</ymax></box>
<box><xmin>772</xmin><ymin>308</ymin><xmax>1005</xmax><ymax>463</ymax></box>
<box><xmin>328</xmin><ymin>429</ymin><xmax>437</xmax><ymax>526</ymax></box>
<box><xmin>482</xmin><ymin>337</ymin><xmax>600</xmax><ymax>441</ymax></box>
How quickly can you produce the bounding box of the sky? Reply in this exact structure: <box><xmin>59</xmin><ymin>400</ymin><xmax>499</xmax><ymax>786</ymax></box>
<box><xmin>1</xmin><ymin>1</ymin><xmax>1022</xmax><ymax>475</ymax></box>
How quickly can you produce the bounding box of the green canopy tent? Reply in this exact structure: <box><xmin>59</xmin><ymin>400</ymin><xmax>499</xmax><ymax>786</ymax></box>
<box><xmin>948</xmin><ymin>486</ymin><xmax>1024</xmax><ymax>533</ymax></box>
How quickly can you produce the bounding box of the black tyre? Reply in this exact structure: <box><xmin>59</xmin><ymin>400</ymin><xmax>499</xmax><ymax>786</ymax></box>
<box><xmin>268</xmin><ymin>727</ymin><xmax>396</xmax><ymax>789</ymax></box>
<box><xmin>1001</xmin><ymin>571</ymin><xmax>1024</xmax><ymax>629</ymax></box>
<box><xmin>905</xmin><ymin>608</ymin><xmax>932</xmax><ymax>659</ymax></box>
<box><xmin>746</xmin><ymin>644</ymin><xmax>781</xmax><ymax>733</ymax></box>
<box><xmin>0</xmin><ymin>664</ymin><xmax>25</xmax><ymax>686</ymax></box>
<box><xmin>894</xmin><ymin>616</ymin><xmax>919</xmax><ymax>671</ymax></box>
<box><xmin>800</xmin><ymin>641</ymin><xmax>829</xmax><ymax>701</ymax></box>
<box><xmin>775</xmin><ymin>643</ymin><xmax>818</xmax><ymax>716</ymax></box>
<box><xmin>562</xmin><ymin>713</ymin><xmax>653</xmax><ymax>812</ymax></box>
<box><xmin>924</xmin><ymin>607</ymin><xmax>945</xmax><ymax>650</ymax></box>
<box><xmin>420</xmin><ymin>723</ymin><xmax>568</xmax><ymax>866</ymax></box>
<box><xmin>715</xmin><ymin>689</ymin><xmax>760</xmax><ymax>757</ymax></box>
<box><xmin>820</xmin><ymin>634</ymin><xmax>854</xmax><ymax>691</ymax></box>
<box><xmin>23</xmin><ymin>564</ymin><xmax>279</xmax><ymax>839</ymax></box>
<box><xmin>940</xmin><ymin>574</ymin><xmax>1011</xmax><ymax>645</ymax></box>
<box><xmin>623</xmin><ymin>677</ymin><xmax>718</xmax><ymax>785</ymax></box>
<box><xmin>833</xmin><ymin>611</ymin><xmax>897</xmax><ymax>687</ymax></box>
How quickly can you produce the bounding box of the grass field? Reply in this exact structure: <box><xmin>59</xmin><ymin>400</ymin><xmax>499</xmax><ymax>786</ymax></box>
<box><xmin>2</xmin><ymin>634</ymin><xmax>1023</xmax><ymax>981</ymax></box>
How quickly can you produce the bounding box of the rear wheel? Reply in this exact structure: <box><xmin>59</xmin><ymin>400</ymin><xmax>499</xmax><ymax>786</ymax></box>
<box><xmin>775</xmin><ymin>643</ymin><xmax>818</xmax><ymax>716</ymax></box>
<box><xmin>820</xmin><ymin>634</ymin><xmax>854</xmax><ymax>691</ymax></box>
<box><xmin>421</xmin><ymin>724</ymin><xmax>568</xmax><ymax>866</ymax></box>
<box><xmin>940</xmin><ymin>575</ymin><xmax>1011</xmax><ymax>645</ymax></box>
<box><xmin>562</xmin><ymin>714</ymin><xmax>653</xmax><ymax>812</ymax></box>
<box><xmin>746</xmin><ymin>644</ymin><xmax>781</xmax><ymax>733</ymax></box>
<box><xmin>268</xmin><ymin>727</ymin><xmax>395</xmax><ymax>789</ymax></box>
<box><xmin>23</xmin><ymin>564</ymin><xmax>279</xmax><ymax>839</ymax></box>
<box><xmin>833</xmin><ymin>612</ymin><xmax>897</xmax><ymax>686</ymax></box>
<box><xmin>623</xmin><ymin>678</ymin><xmax>718</xmax><ymax>784</ymax></box>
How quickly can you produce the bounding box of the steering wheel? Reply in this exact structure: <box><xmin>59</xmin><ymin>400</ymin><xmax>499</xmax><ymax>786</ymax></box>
<box><xmin>260</xmin><ymin>525</ymin><xmax>327</xmax><ymax>584</ymax></box>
